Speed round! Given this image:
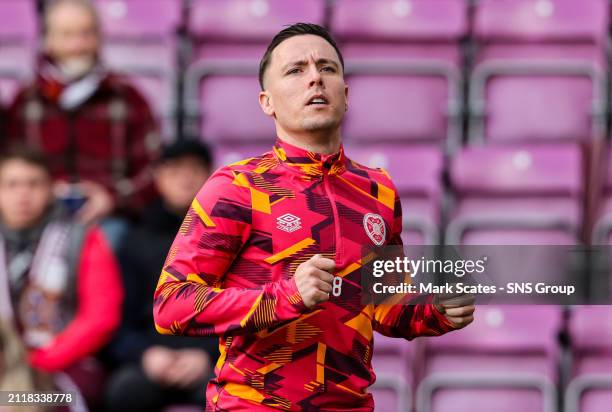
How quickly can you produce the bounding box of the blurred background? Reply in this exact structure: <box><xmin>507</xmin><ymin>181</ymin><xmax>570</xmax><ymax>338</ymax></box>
<box><xmin>2</xmin><ymin>0</ymin><xmax>612</xmax><ymax>411</ymax></box>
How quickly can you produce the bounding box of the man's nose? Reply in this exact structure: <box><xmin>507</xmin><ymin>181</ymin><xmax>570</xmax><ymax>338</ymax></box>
<box><xmin>307</xmin><ymin>66</ymin><xmax>323</xmax><ymax>87</ymax></box>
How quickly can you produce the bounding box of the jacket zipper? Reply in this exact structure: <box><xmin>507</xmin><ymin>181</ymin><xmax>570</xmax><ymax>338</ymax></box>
<box><xmin>323</xmin><ymin>171</ymin><xmax>342</xmax><ymax>269</ymax></box>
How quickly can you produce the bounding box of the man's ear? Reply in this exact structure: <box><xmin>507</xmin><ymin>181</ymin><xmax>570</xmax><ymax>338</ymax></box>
<box><xmin>344</xmin><ymin>84</ymin><xmax>349</xmax><ymax>112</ymax></box>
<box><xmin>259</xmin><ymin>90</ymin><xmax>275</xmax><ymax>117</ymax></box>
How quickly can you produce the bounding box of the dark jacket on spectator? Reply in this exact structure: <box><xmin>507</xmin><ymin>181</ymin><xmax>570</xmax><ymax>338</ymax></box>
<box><xmin>109</xmin><ymin>200</ymin><xmax>219</xmax><ymax>366</ymax></box>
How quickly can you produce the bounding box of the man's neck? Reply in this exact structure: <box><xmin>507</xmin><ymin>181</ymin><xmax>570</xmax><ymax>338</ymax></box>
<box><xmin>277</xmin><ymin>129</ymin><xmax>341</xmax><ymax>155</ymax></box>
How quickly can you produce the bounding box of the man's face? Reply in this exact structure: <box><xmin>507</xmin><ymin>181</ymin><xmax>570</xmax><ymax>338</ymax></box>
<box><xmin>154</xmin><ymin>156</ymin><xmax>211</xmax><ymax>212</ymax></box>
<box><xmin>259</xmin><ymin>34</ymin><xmax>348</xmax><ymax>136</ymax></box>
<box><xmin>0</xmin><ymin>160</ymin><xmax>53</xmax><ymax>230</ymax></box>
<box><xmin>44</xmin><ymin>3</ymin><xmax>100</xmax><ymax>78</ymax></box>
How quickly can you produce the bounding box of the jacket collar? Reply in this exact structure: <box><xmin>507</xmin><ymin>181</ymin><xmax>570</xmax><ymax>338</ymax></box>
<box><xmin>272</xmin><ymin>137</ymin><xmax>347</xmax><ymax>178</ymax></box>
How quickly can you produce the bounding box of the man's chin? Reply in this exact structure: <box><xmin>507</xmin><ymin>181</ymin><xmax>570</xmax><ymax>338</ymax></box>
<box><xmin>300</xmin><ymin>117</ymin><xmax>342</xmax><ymax>133</ymax></box>
<box><xmin>58</xmin><ymin>57</ymin><xmax>97</xmax><ymax>80</ymax></box>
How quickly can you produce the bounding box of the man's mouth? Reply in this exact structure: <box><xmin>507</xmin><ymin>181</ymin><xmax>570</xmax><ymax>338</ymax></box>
<box><xmin>306</xmin><ymin>95</ymin><xmax>329</xmax><ymax>105</ymax></box>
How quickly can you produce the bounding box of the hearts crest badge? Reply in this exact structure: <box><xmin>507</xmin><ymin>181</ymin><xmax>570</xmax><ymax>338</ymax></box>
<box><xmin>363</xmin><ymin>213</ymin><xmax>385</xmax><ymax>246</ymax></box>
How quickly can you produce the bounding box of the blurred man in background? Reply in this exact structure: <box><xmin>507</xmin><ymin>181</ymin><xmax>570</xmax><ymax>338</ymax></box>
<box><xmin>6</xmin><ymin>0</ymin><xmax>160</xmax><ymax>248</ymax></box>
<box><xmin>0</xmin><ymin>147</ymin><xmax>123</xmax><ymax>411</ymax></box>
<box><xmin>105</xmin><ymin>140</ymin><xmax>218</xmax><ymax>412</ymax></box>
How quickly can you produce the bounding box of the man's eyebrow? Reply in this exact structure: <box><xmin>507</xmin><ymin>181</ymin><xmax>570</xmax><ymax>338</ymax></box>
<box><xmin>316</xmin><ymin>58</ymin><xmax>339</xmax><ymax>69</ymax></box>
<box><xmin>282</xmin><ymin>60</ymin><xmax>308</xmax><ymax>72</ymax></box>
<box><xmin>281</xmin><ymin>58</ymin><xmax>340</xmax><ymax>72</ymax></box>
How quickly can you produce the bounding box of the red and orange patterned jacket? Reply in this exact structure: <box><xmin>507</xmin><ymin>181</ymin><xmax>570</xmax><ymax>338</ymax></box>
<box><xmin>154</xmin><ymin>138</ymin><xmax>455</xmax><ymax>411</ymax></box>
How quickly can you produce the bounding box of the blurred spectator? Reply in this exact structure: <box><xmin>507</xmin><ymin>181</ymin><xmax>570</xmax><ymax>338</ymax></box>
<box><xmin>0</xmin><ymin>320</ymin><xmax>56</xmax><ymax>412</ymax></box>
<box><xmin>105</xmin><ymin>140</ymin><xmax>218</xmax><ymax>412</ymax></box>
<box><xmin>0</xmin><ymin>147</ymin><xmax>123</xmax><ymax>411</ymax></box>
<box><xmin>5</xmin><ymin>0</ymin><xmax>160</xmax><ymax>247</ymax></box>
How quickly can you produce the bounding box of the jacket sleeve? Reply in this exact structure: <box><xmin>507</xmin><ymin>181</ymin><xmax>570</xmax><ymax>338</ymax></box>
<box><xmin>372</xmin><ymin>178</ymin><xmax>456</xmax><ymax>340</ymax></box>
<box><xmin>115</xmin><ymin>85</ymin><xmax>160</xmax><ymax>212</ymax></box>
<box><xmin>29</xmin><ymin>227</ymin><xmax>124</xmax><ymax>371</ymax></box>
<box><xmin>4</xmin><ymin>88</ymin><xmax>28</xmax><ymax>150</ymax></box>
<box><xmin>153</xmin><ymin>167</ymin><xmax>308</xmax><ymax>338</ymax></box>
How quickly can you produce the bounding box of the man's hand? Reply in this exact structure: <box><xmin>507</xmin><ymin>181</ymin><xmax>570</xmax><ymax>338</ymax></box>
<box><xmin>294</xmin><ymin>254</ymin><xmax>335</xmax><ymax>308</ymax></box>
<box><xmin>433</xmin><ymin>293</ymin><xmax>476</xmax><ymax>329</ymax></box>
<box><xmin>142</xmin><ymin>346</ymin><xmax>211</xmax><ymax>389</ymax></box>
<box><xmin>75</xmin><ymin>180</ymin><xmax>115</xmax><ymax>224</ymax></box>
<box><xmin>164</xmin><ymin>349</ymin><xmax>211</xmax><ymax>389</ymax></box>
<box><xmin>141</xmin><ymin>346</ymin><xmax>176</xmax><ymax>385</ymax></box>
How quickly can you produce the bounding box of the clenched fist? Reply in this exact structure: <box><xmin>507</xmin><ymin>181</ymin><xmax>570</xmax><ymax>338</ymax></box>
<box><xmin>433</xmin><ymin>293</ymin><xmax>476</xmax><ymax>329</ymax></box>
<box><xmin>294</xmin><ymin>254</ymin><xmax>336</xmax><ymax>308</ymax></box>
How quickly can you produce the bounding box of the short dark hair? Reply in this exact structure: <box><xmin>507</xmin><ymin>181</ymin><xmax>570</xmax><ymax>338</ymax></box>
<box><xmin>259</xmin><ymin>23</ymin><xmax>344</xmax><ymax>90</ymax></box>
<box><xmin>157</xmin><ymin>139</ymin><xmax>213</xmax><ymax>169</ymax></box>
<box><xmin>0</xmin><ymin>146</ymin><xmax>51</xmax><ymax>176</ymax></box>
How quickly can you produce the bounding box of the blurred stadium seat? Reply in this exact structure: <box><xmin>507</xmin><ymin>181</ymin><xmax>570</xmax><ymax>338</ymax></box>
<box><xmin>94</xmin><ymin>0</ymin><xmax>183</xmax><ymax>137</ymax></box>
<box><xmin>446</xmin><ymin>144</ymin><xmax>583</xmax><ymax>246</ymax></box>
<box><xmin>212</xmin><ymin>141</ymin><xmax>272</xmax><ymax>169</ymax></box>
<box><xmin>417</xmin><ymin>305</ymin><xmax>562</xmax><ymax>412</ymax></box>
<box><xmin>370</xmin><ymin>332</ymin><xmax>418</xmax><ymax>412</ymax></box>
<box><xmin>469</xmin><ymin>0</ymin><xmax>608</xmax><ymax>144</ymax></box>
<box><xmin>0</xmin><ymin>0</ymin><xmax>38</xmax><ymax>104</ymax></box>
<box><xmin>185</xmin><ymin>0</ymin><xmax>327</xmax><ymax>144</ymax></box>
<box><xmin>565</xmin><ymin>306</ymin><xmax>612</xmax><ymax>412</ymax></box>
<box><xmin>591</xmin><ymin>149</ymin><xmax>612</xmax><ymax>245</ymax></box>
<box><xmin>331</xmin><ymin>0</ymin><xmax>467</xmax><ymax>152</ymax></box>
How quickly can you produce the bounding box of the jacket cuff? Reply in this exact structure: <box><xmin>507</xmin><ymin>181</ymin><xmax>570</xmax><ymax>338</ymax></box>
<box><xmin>425</xmin><ymin>294</ymin><xmax>458</xmax><ymax>333</ymax></box>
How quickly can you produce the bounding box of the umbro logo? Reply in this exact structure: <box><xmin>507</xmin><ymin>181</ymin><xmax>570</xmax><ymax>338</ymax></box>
<box><xmin>277</xmin><ymin>213</ymin><xmax>302</xmax><ymax>233</ymax></box>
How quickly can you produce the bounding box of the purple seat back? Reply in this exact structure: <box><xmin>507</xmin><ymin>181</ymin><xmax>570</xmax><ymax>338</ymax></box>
<box><xmin>451</xmin><ymin>145</ymin><xmax>582</xmax><ymax>198</ymax></box>
<box><xmin>331</xmin><ymin>0</ymin><xmax>466</xmax><ymax>144</ymax></box>
<box><xmin>189</xmin><ymin>0</ymin><xmax>325</xmax><ymax>41</ymax></box>
<box><xmin>570</xmin><ymin>306</ymin><xmax>612</xmax><ymax>352</ymax></box>
<box><xmin>0</xmin><ymin>0</ymin><xmax>37</xmax><ymax>41</ymax></box>
<box><xmin>346</xmin><ymin>144</ymin><xmax>442</xmax><ymax>198</ymax></box>
<box><xmin>343</xmin><ymin>75</ymin><xmax>451</xmax><ymax>142</ymax></box>
<box><xmin>427</xmin><ymin>306</ymin><xmax>561</xmax><ymax>353</ymax></box>
<box><xmin>371</xmin><ymin>333</ymin><xmax>414</xmax><ymax>412</ymax></box>
<box><xmin>95</xmin><ymin>0</ymin><xmax>182</xmax><ymax>40</ymax></box>
<box><xmin>484</xmin><ymin>77</ymin><xmax>595</xmax><ymax>143</ymax></box>
<box><xmin>567</xmin><ymin>307</ymin><xmax>612</xmax><ymax>412</ymax></box>
<box><xmin>422</xmin><ymin>307</ymin><xmax>561</xmax><ymax>412</ymax></box>
<box><xmin>461</xmin><ymin>228</ymin><xmax>576</xmax><ymax>246</ymax></box>
<box><xmin>199</xmin><ymin>76</ymin><xmax>275</xmax><ymax>143</ymax></box>
<box><xmin>431</xmin><ymin>389</ymin><xmax>544</xmax><ymax>412</ymax></box>
<box><xmin>332</xmin><ymin>0</ymin><xmax>467</xmax><ymax>43</ymax></box>
<box><xmin>0</xmin><ymin>0</ymin><xmax>38</xmax><ymax>103</ymax></box>
<box><xmin>474</xmin><ymin>0</ymin><xmax>608</xmax><ymax>46</ymax></box>
<box><xmin>94</xmin><ymin>0</ymin><xmax>181</xmax><ymax>134</ymax></box>
<box><xmin>212</xmin><ymin>142</ymin><xmax>273</xmax><ymax>169</ymax></box>
<box><xmin>472</xmin><ymin>0</ymin><xmax>608</xmax><ymax>143</ymax></box>
<box><xmin>332</xmin><ymin>0</ymin><xmax>466</xmax><ymax>63</ymax></box>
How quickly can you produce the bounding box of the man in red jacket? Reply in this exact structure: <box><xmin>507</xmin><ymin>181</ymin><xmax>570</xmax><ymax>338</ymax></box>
<box><xmin>0</xmin><ymin>147</ymin><xmax>123</xmax><ymax>409</ymax></box>
<box><xmin>6</xmin><ymin>0</ymin><xmax>159</xmax><ymax>235</ymax></box>
<box><xmin>154</xmin><ymin>23</ymin><xmax>475</xmax><ymax>411</ymax></box>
